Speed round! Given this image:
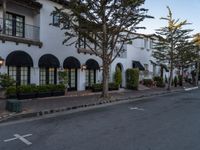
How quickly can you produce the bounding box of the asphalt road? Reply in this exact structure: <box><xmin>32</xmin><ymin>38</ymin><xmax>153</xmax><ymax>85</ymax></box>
<box><xmin>0</xmin><ymin>89</ymin><xmax>200</xmax><ymax>150</ymax></box>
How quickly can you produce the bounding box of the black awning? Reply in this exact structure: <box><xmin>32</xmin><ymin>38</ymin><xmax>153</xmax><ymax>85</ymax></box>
<box><xmin>132</xmin><ymin>61</ymin><xmax>145</xmax><ymax>71</ymax></box>
<box><xmin>63</xmin><ymin>57</ymin><xmax>81</xmax><ymax>69</ymax></box>
<box><xmin>86</xmin><ymin>59</ymin><xmax>100</xmax><ymax>70</ymax></box>
<box><xmin>160</xmin><ymin>64</ymin><xmax>169</xmax><ymax>72</ymax></box>
<box><xmin>6</xmin><ymin>51</ymin><xmax>33</xmax><ymax>67</ymax></box>
<box><xmin>150</xmin><ymin>60</ymin><xmax>157</xmax><ymax>65</ymax></box>
<box><xmin>39</xmin><ymin>54</ymin><xmax>60</xmax><ymax>68</ymax></box>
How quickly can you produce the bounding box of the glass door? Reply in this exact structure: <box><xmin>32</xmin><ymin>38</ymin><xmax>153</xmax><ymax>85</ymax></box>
<box><xmin>85</xmin><ymin>69</ymin><xmax>96</xmax><ymax>89</ymax></box>
<box><xmin>66</xmin><ymin>69</ymin><xmax>77</xmax><ymax>91</ymax></box>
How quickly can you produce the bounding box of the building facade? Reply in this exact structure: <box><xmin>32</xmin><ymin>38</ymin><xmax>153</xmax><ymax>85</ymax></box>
<box><xmin>0</xmin><ymin>0</ymin><xmax>164</xmax><ymax>91</ymax></box>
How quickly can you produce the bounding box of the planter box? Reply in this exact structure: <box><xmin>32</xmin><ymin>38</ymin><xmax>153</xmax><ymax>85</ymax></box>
<box><xmin>6</xmin><ymin>94</ymin><xmax>17</xmax><ymax>99</ymax></box>
<box><xmin>37</xmin><ymin>92</ymin><xmax>52</xmax><ymax>98</ymax></box>
<box><xmin>17</xmin><ymin>93</ymin><xmax>36</xmax><ymax>100</ymax></box>
<box><xmin>0</xmin><ymin>90</ymin><xmax>6</xmax><ymax>99</ymax></box>
<box><xmin>52</xmin><ymin>91</ymin><xmax>65</xmax><ymax>96</ymax></box>
<box><xmin>6</xmin><ymin>100</ymin><xmax>22</xmax><ymax>113</ymax></box>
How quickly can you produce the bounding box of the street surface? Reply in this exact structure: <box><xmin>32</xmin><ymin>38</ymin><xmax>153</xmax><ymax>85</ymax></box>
<box><xmin>0</xmin><ymin>89</ymin><xmax>200</xmax><ymax>150</ymax></box>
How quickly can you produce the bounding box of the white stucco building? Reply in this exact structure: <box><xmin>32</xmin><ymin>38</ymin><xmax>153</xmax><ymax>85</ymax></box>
<box><xmin>0</xmin><ymin>0</ymin><xmax>165</xmax><ymax>91</ymax></box>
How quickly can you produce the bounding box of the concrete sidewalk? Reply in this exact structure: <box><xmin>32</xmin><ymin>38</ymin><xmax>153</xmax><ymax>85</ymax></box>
<box><xmin>0</xmin><ymin>86</ymin><xmax>195</xmax><ymax>122</ymax></box>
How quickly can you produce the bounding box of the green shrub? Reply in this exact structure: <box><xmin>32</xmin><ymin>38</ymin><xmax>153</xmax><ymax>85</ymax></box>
<box><xmin>17</xmin><ymin>85</ymin><xmax>36</xmax><ymax>94</ymax></box>
<box><xmin>178</xmin><ymin>75</ymin><xmax>183</xmax><ymax>86</ymax></box>
<box><xmin>58</xmin><ymin>71</ymin><xmax>68</xmax><ymax>85</ymax></box>
<box><xmin>114</xmin><ymin>68</ymin><xmax>122</xmax><ymax>86</ymax></box>
<box><xmin>174</xmin><ymin>76</ymin><xmax>178</xmax><ymax>87</ymax></box>
<box><xmin>53</xmin><ymin>84</ymin><xmax>65</xmax><ymax>91</ymax></box>
<box><xmin>92</xmin><ymin>83</ymin><xmax>119</xmax><ymax>92</ymax></box>
<box><xmin>126</xmin><ymin>69</ymin><xmax>139</xmax><ymax>90</ymax></box>
<box><xmin>109</xmin><ymin>82</ymin><xmax>119</xmax><ymax>91</ymax></box>
<box><xmin>92</xmin><ymin>83</ymin><xmax>103</xmax><ymax>92</ymax></box>
<box><xmin>153</xmin><ymin>76</ymin><xmax>165</xmax><ymax>87</ymax></box>
<box><xmin>143</xmin><ymin>79</ymin><xmax>153</xmax><ymax>87</ymax></box>
<box><xmin>37</xmin><ymin>84</ymin><xmax>65</xmax><ymax>93</ymax></box>
<box><xmin>171</xmin><ymin>78</ymin><xmax>174</xmax><ymax>86</ymax></box>
<box><xmin>36</xmin><ymin>85</ymin><xmax>50</xmax><ymax>93</ymax></box>
<box><xmin>0</xmin><ymin>74</ymin><xmax>15</xmax><ymax>89</ymax></box>
<box><xmin>6</xmin><ymin>86</ymin><xmax>17</xmax><ymax>98</ymax></box>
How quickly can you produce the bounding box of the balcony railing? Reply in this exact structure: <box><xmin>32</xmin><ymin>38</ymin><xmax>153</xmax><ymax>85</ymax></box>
<box><xmin>0</xmin><ymin>18</ymin><xmax>40</xmax><ymax>41</ymax></box>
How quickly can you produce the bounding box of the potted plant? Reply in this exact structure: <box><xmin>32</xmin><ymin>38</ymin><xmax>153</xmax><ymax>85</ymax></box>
<box><xmin>17</xmin><ymin>85</ymin><xmax>36</xmax><ymax>100</ymax></box>
<box><xmin>36</xmin><ymin>85</ymin><xmax>52</xmax><ymax>98</ymax></box>
<box><xmin>0</xmin><ymin>74</ymin><xmax>16</xmax><ymax>99</ymax></box>
<box><xmin>6</xmin><ymin>86</ymin><xmax>17</xmax><ymax>99</ymax></box>
<box><xmin>58</xmin><ymin>70</ymin><xmax>68</xmax><ymax>92</ymax></box>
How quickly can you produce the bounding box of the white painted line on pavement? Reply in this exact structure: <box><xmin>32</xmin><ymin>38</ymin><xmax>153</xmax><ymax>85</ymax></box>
<box><xmin>129</xmin><ymin>107</ymin><xmax>144</xmax><ymax>111</ymax></box>
<box><xmin>4</xmin><ymin>134</ymin><xmax>32</xmax><ymax>146</ymax></box>
<box><xmin>184</xmin><ymin>87</ymin><xmax>199</xmax><ymax>91</ymax></box>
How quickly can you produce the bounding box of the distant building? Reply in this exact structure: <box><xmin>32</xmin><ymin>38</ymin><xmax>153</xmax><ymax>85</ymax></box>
<box><xmin>0</xmin><ymin>0</ymin><xmax>167</xmax><ymax>91</ymax></box>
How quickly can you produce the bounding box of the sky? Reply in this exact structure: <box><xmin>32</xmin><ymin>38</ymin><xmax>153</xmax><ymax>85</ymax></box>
<box><xmin>138</xmin><ymin>0</ymin><xmax>200</xmax><ymax>35</ymax></box>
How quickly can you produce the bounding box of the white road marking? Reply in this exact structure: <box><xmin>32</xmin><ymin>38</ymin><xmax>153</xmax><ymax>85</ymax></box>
<box><xmin>184</xmin><ymin>87</ymin><xmax>198</xmax><ymax>91</ymax></box>
<box><xmin>4</xmin><ymin>134</ymin><xmax>32</xmax><ymax>146</ymax></box>
<box><xmin>129</xmin><ymin>107</ymin><xmax>144</xmax><ymax>111</ymax></box>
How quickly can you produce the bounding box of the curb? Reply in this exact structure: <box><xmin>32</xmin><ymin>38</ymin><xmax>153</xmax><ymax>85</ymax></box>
<box><xmin>0</xmin><ymin>89</ymin><xmax>189</xmax><ymax>123</ymax></box>
<box><xmin>184</xmin><ymin>86</ymin><xmax>199</xmax><ymax>91</ymax></box>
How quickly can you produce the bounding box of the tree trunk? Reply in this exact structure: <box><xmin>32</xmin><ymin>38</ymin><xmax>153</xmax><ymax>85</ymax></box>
<box><xmin>168</xmin><ymin>41</ymin><xmax>174</xmax><ymax>91</ymax></box>
<box><xmin>195</xmin><ymin>61</ymin><xmax>199</xmax><ymax>86</ymax></box>
<box><xmin>167</xmin><ymin>64</ymin><xmax>173</xmax><ymax>91</ymax></box>
<box><xmin>101</xmin><ymin>5</ymin><xmax>109</xmax><ymax>98</ymax></box>
<box><xmin>168</xmin><ymin>62</ymin><xmax>173</xmax><ymax>91</ymax></box>
<box><xmin>102</xmin><ymin>63</ymin><xmax>109</xmax><ymax>98</ymax></box>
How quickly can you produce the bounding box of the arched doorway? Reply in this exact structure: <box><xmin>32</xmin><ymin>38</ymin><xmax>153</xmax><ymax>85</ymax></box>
<box><xmin>63</xmin><ymin>56</ymin><xmax>81</xmax><ymax>91</ymax></box>
<box><xmin>85</xmin><ymin>59</ymin><xmax>100</xmax><ymax>89</ymax></box>
<box><xmin>6</xmin><ymin>51</ymin><xmax>33</xmax><ymax>86</ymax></box>
<box><xmin>38</xmin><ymin>54</ymin><xmax>60</xmax><ymax>85</ymax></box>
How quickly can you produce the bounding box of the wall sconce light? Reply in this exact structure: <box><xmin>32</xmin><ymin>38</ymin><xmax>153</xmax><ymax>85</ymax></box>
<box><xmin>0</xmin><ymin>57</ymin><xmax>4</xmax><ymax>67</ymax></box>
<box><xmin>99</xmin><ymin>66</ymin><xmax>103</xmax><ymax>71</ymax></box>
<box><xmin>58</xmin><ymin>67</ymin><xmax>64</xmax><ymax>72</ymax></box>
<box><xmin>81</xmin><ymin>64</ymin><xmax>87</xmax><ymax>71</ymax></box>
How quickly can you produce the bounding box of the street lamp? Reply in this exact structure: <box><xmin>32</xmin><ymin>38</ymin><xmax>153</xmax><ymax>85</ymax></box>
<box><xmin>81</xmin><ymin>64</ymin><xmax>87</xmax><ymax>71</ymax></box>
<box><xmin>0</xmin><ymin>56</ymin><xmax>4</xmax><ymax>67</ymax></box>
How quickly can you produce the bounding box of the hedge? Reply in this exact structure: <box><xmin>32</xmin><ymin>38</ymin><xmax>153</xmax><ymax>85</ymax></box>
<box><xmin>6</xmin><ymin>86</ymin><xmax>17</xmax><ymax>99</ymax></box>
<box><xmin>126</xmin><ymin>68</ymin><xmax>139</xmax><ymax>90</ymax></box>
<box><xmin>6</xmin><ymin>84</ymin><xmax>66</xmax><ymax>99</ymax></box>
